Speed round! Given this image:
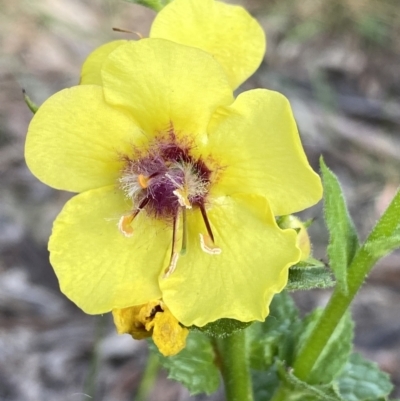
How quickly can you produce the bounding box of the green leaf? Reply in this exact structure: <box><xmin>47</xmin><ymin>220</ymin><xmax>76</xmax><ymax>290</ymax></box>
<box><xmin>364</xmin><ymin>193</ymin><xmax>400</xmax><ymax>257</ymax></box>
<box><xmin>287</xmin><ymin>266</ymin><xmax>335</xmax><ymax>291</ymax></box>
<box><xmin>123</xmin><ymin>0</ymin><xmax>172</xmax><ymax>11</ymax></box>
<box><xmin>191</xmin><ymin>318</ymin><xmax>251</xmax><ymax>338</ymax></box>
<box><xmin>149</xmin><ymin>331</ymin><xmax>219</xmax><ymax>395</ymax></box>
<box><xmin>252</xmin><ymin>365</ymin><xmax>280</xmax><ymax>401</ymax></box>
<box><xmin>320</xmin><ymin>158</ymin><xmax>360</xmax><ymax>294</ymax></box>
<box><xmin>359</xmin><ymin>189</ymin><xmax>400</xmax><ymax>268</ymax></box>
<box><xmin>248</xmin><ymin>292</ymin><xmax>300</xmax><ymax>370</ymax></box>
<box><xmin>276</xmin><ymin>361</ymin><xmax>344</xmax><ymax>401</ymax></box>
<box><xmin>296</xmin><ymin>309</ymin><xmax>354</xmax><ymax>384</ymax></box>
<box><xmin>364</xmin><ymin>235</ymin><xmax>400</xmax><ymax>259</ymax></box>
<box><xmin>338</xmin><ymin>353</ymin><xmax>393</xmax><ymax>401</ymax></box>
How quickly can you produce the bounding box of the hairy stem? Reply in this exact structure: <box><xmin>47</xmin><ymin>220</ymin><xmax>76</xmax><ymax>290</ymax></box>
<box><xmin>293</xmin><ymin>190</ymin><xmax>400</xmax><ymax>381</ymax></box>
<box><xmin>216</xmin><ymin>330</ymin><xmax>254</xmax><ymax>401</ymax></box>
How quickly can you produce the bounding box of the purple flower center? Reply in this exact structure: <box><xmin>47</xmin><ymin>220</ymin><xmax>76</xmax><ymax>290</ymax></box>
<box><xmin>120</xmin><ymin>139</ymin><xmax>212</xmax><ymax>220</ymax></box>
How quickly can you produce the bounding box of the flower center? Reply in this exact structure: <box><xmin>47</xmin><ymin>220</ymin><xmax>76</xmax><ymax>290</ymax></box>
<box><xmin>118</xmin><ymin>136</ymin><xmax>221</xmax><ymax>276</ymax></box>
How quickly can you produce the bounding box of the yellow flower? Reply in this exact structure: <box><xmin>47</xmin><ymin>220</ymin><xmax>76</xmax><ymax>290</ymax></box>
<box><xmin>80</xmin><ymin>0</ymin><xmax>266</xmax><ymax>90</ymax></box>
<box><xmin>112</xmin><ymin>300</ymin><xmax>188</xmax><ymax>356</ymax></box>
<box><xmin>25</xmin><ymin>39</ymin><xmax>322</xmax><ymax>329</ymax></box>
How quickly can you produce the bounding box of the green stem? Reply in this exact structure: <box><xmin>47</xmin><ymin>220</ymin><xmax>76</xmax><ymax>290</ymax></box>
<box><xmin>293</xmin><ymin>190</ymin><xmax>400</xmax><ymax>381</ymax></box>
<box><xmin>216</xmin><ymin>330</ymin><xmax>254</xmax><ymax>401</ymax></box>
<box><xmin>83</xmin><ymin>315</ymin><xmax>107</xmax><ymax>400</ymax></box>
<box><xmin>134</xmin><ymin>350</ymin><xmax>159</xmax><ymax>401</ymax></box>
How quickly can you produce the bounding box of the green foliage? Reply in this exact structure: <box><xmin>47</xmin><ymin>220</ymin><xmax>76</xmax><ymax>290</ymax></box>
<box><xmin>287</xmin><ymin>266</ymin><xmax>335</xmax><ymax>291</ymax></box>
<box><xmin>253</xmin><ymin>354</ymin><xmax>394</xmax><ymax>401</ymax></box>
<box><xmin>22</xmin><ymin>89</ymin><xmax>38</xmax><ymax>114</ymax></box>
<box><xmin>320</xmin><ymin>157</ymin><xmax>359</xmax><ymax>294</ymax></box>
<box><xmin>363</xmin><ymin>189</ymin><xmax>400</xmax><ymax>261</ymax></box>
<box><xmin>338</xmin><ymin>353</ymin><xmax>393</xmax><ymax>401</ymax></box>
<box><xmin>364</xmin><ymin>235</ymin><xmax>400</xmax><ymax>259</ymax></box>
<box><xmin>252</xmin><ymin>365</ymin><xmax>280</xmax><ymax>400</ymax></box>
<box><xmin>276</xmin><ymin>361</ymin><xmax>344</xmax><ymax>401</ymax></box>
<box><xmin>123</xmin><ymin>0</ymin><xmax>172</xmax><ymax>12</ymax></box>
<box><xmin>147</xmin><ymin>170</ymin><xmax>399</xmax><ymax>400</ymax></box>
<box><xmin>149</xmin><ymin>332</ymin><xmax>219</xmax><ymax>395</ymax></box>
<box><xmin>248</xmin><ymin>292</ymin><xmax>299</xmax><ymax>370</ymax></box>
<box><xmin>296</xmin><ymin>310</ymin><xmax>354</xmax><ymax>384</ymax></box>
<box><xmin>191</xmin><ymin>318</ymin><xmax>251</xmax><ymax>338</ymax></box>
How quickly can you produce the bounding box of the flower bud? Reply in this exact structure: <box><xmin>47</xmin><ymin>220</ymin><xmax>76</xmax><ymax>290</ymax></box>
<box><xmin>279</xmin><ymin>215</ymin><xmax>311</xmax><ymax>261</ymax></box>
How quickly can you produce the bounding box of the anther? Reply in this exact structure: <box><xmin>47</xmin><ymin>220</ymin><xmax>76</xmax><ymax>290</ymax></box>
<box><xmin>164</xmin><ymin>252</ymin><xmax>179</xmax><ymax>278</ymax></box>
<box><xmin>173</xmin><ymin>189</ymin><xmax>192</xmax><ymax>209</ymax></box>
<box><xmin>118</xmin><ymin>197</ymin><xmax>149</xmax><ymax>237</ymax></box>
<box><xmin>166</xmin><ymin>172</ymin><xmax>192</xmax><ymax>209</ymax></box>
<box><xmin>198</xmin><ymin>204</ymin><xmax>221</xmax><ymax>254</ymax></box>
<box><xmin>118</xmin><ymin>214</ymin><xmax>135</xmax><ymax>237</ymax></box>
<box><xmin>138</xmin><ymin>174</ymin><xmax>150</xmax><ymax>188</ymax></box>
<box><xmin>199</xmin><ymin>233</ymin><xmax>221</xmax><ymax>255</ymax></box>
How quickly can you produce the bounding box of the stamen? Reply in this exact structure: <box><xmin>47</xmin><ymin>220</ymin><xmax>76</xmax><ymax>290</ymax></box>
<box><xmin>199</xmin><ymin>233</ymin><xmax>221</xmax><ymax>255</ymax></box>
<box><xmin>118</xmin><ymin>197</ymin><xmax>149</xmax><ymax>237</ymax></box>
<box><xmin>164</xmin><ymin>252</ymin><xmax>179</xmax><ymax>278</ymax></box>
<box><xmin>118</xmin><ymin>214</ymin><xmax>135</xmax><ymax>237</ymax></box>
<box><xmin>173</xmin><ymin>188</ymin><xmax>192</xmax><ymax>209</ymax></box>
<box><xmin>198</xmin><ymin>205</ymin><xmax>221</xmax><ymax>254</ymax></box>
<box><xmin>164</xmin><ymin>212</ymin><xmax>181</xmax><ymax>278</ymax></box>
<box><xmin>199</xmin><ymin>204</ymin><xmax>215</xmax><ymax>243</ymax></box>
<box><xmin>138</xmin><ymin>174</ymin><xmax>150</xmax><ymax>188</ymax></box>
<box><xmin>166</xmin><ymin>171</ymin><xmax>192</xmax><ymax>209</ymax></box>
<box><xmin>181</xmin><ymin>207</ymin><xmax>188</xmax><ymax>255</ymax></box>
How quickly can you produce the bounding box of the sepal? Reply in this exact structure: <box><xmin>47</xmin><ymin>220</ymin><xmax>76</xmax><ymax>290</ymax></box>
<box><xmin>23</xmin><ymin>89</ymin><xmax>39</xmax><ymax>114</ymax></box>
<box><xmin>286</xmin><ymin>266</ymin><xmax>335</xmax><ymax>291</ymax></box>
<box><xmin>190</xmin><ymin>318</ymin><xmax>251</xmax><ymax>338</ymax></box>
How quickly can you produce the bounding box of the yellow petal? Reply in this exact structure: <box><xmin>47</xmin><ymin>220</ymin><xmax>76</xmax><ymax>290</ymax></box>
<box><xmin>150</xmin><ymin>0</ymin><xmax>265</xmax><ymax>89</ymax></box>
<box><xmin>159</xmin><ymin>194</ymin><xmax>300</xmax><ymax>327</ymax></box>
<box><xmin>112</xmin><ymin>301</ymin><xmax>188</xmax><ymax>355</ymax></box>
<box><xmin>25</xmin><ymin>85</ymin><xmax>141</xmax><ymax>193</ymax></box>
<box><xmin>80</xmin><ymin>40</ymin><xmax>127</xmax><ymax>85</ymax></box>
<box><xmin>207</xmin><ymin>89</ymin><xmax>323</xmax><ymax>216</ymax></box>
<box><xmin>101</xmin><ymin>39</ymin><xmax>233</xmax><ymax>140</ymax></box>
<box><xmin>112</xmin><ymin>305</ymin><xmax>151</xmax><ymax>340</ymax></box>
<box><xmin>151</xmin><ymin>307</ymin><xmax>189</xmax><ymax>356</ymax></box>
<box><xmin>49</xmin><ymin>186</ymin><xmax>171</xmax><ymax>314</ymax></box>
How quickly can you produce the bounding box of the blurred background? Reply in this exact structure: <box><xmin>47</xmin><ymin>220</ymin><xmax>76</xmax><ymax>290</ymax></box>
<box><xmin>1</xmin><ymin>0</ymin><xmax>400</xmax><ymax>399</ymax></box>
